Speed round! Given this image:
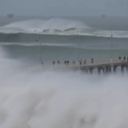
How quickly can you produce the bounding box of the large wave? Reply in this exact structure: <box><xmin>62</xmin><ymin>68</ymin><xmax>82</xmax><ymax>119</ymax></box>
<box><xmin>0</xmin><ymin>47</ymin><xmax>128</xmax><ymax>128</ymax></box>
<box><xmin>0</xmin><ymin>18</ymin><xmax>128</xmax><ymax>38</ymax></box>
<box><xmin>1</xmin><ymin>18</ymin><xmax>89</xmax><ymax>32</ymax></box>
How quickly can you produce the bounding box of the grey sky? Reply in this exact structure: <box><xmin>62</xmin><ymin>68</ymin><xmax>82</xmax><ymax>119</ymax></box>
<box><xmin>0</xmin><ymin>0</ymin><xmax>128</xmax><ymax>16</ymax></box>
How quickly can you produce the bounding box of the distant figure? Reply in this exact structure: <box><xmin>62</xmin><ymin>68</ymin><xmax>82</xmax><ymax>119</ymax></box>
<box><xmin>91</xmin><ymin>58</ymin><xmax>94</xmax><ymax>63</ymax></box>
<box><xmin>57</xmin><ymin>60</ymin><xmax>60</xmax><ymax>64</ymax></box>
<box><xmin>73</xmin><ymin>60</ymin><xmax>75</xmax><ymax>64</ymax></box>
<box><xmin>84</xmin><ymin>59</ymin><xmax>86</xmax><ymax>64</ymax></box>
<box><xmin>119</xmin><ymin>56</ymin><xmax>121</xmax><ymax>60</ymax></box>
<box><xmin>67</xmin><ymin>60</ymin><xmax>69</xmax><ymax>64</ymax></box>
<box><xmin>41</xmin><ymin>62</ymin><xmax>43</xmax><ymax>65</ymax></box>
<box><xmin>64</xmin><ymin>60</ymin><xmax>66</xmax><ymax>64</ymax></box>
<box><xmin>79</xmin><ymin>60</ymin><xmax>82</xmax><ymax>65</ymax></box>
<box><xmin>124</xmin><ymin>56</ymin><xmax>126</xmax><ymax>61</ymax></box>
<box><xmin>52</xmin><ymin>61</ymin><xmax>55</xmax><ymax>65</ymax></box>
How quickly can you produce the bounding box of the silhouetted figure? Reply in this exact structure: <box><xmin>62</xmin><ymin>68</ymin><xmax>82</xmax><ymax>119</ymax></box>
<box><xmin>84</xmin><ymin>59</ymin><xmax>86</xmax><ymax>64</ymax></box>
<box><xmin>79</xmin><ymin>60</ymin><xmax>82</xmax><ymax>65</ymax></box>
<box><xmin>124</xmin><ymin>56</ymin><xmax>126</xmax><ymax>61</ymax></box>
<box><xmin>57</xmin><ymin>60</ymin><xmax>60</xmax><ymax>64</ymax></box>
<box><xmin>67</xmin><ymin>60</ymin><xmax>69</xmax><ymax>64</ymax></box>
<box><xmin>64</xmin><ymin>60</ymin><xmax>66</xmax><ymax>64</ymax></box>
<box><xmin>41</xmin><ymin>62</ymin><xmax>43</xmax><ymax>65</ymax></box>
<box><xmin>119</xmin><ymin>56</ymin><xmax>121</xmax><ymax>60</ymax></box>
<box><xmin>52</xmin><ymin>61</ymin><xmax>55</xmax><ymax>65</ymax></box>
<box><xmin>91</xmin><ymin>58</ymin><xmax>94</xmax><ymax>63</ymax></box>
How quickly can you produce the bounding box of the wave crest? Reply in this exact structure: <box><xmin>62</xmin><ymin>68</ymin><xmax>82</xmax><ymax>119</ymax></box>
<box><xmin>0</xmin><ymin>18</ymin><xmax>128</xmax><ymax>38</ymax></box>
<box><xmin>1</xmin><ymin>18</ymin><xmax>90</xmax><ymax>32</ymax></box>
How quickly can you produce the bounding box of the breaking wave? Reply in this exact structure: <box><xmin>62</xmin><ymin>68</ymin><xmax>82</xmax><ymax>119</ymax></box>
<box><xmin>0</xmin><ymin>18</ymin><xmax>128</xmax><ymax>39</ymax></box>
<box><xmin>1</xmin><ymin>18</ymin><xmax>89</xmax><ymax>32</ymax></box>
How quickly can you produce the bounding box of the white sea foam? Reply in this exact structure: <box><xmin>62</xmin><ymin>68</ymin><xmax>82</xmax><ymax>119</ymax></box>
<box><xmin>1</xmin><ymin>18</ymin><xmax>89</xmax><ymax>32</ymax></box>
<box><xmin>0</xmin><ymin>18</ymin><xmax>128</xmax><ymax>38</ymax></box>
<box><xmin>0</xmin><ymin>47</ymin><xmax>127</xmax><ymax>128</ymax></box>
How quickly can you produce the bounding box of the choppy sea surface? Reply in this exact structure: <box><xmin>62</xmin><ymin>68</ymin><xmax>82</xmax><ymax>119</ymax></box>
<box><xmin>0</xmin><ymin>16</ymin><xmax>128</xmax><ymax>128</ymax></box>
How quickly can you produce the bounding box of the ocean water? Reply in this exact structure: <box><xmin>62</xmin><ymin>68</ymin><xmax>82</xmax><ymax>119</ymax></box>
<box><xmin>0</xmin><ymin>16</ymin><xmax>128</xmax><ymax>128</ymax></box>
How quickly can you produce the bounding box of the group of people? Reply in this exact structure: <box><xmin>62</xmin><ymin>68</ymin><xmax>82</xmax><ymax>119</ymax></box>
<box><xmin>119</xmin><ymin>56</ymin><xmax>128</xmax><ymax>61</ymax></box>
<box><xmin>42</xmin><ymin>56</ymin><xmax>128</xmax><ymax>66</ymax></box>
<box><xmin>52</xmin><ymin>58</ymin><xmax>94</xmax><ymax>65</ymax></box>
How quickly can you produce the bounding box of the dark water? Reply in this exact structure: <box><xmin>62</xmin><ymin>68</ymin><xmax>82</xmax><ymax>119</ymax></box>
<box><xmin>1</xmin><ymin>42</ymin><xmax>128</xmax><ymax>64</ymax></box>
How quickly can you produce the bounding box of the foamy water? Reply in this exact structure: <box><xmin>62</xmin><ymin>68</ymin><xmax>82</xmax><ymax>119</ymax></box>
<box><xmin>1</xmin><ymin>18</ymin><xmax>89</xmax><ymax>33</ymax></box>
<box><xmin>0</xmin><ymin>18</ymin><xmax>128</xmax><ymax>38</ymax></box>
<box><xmin>0</xmin><ymin>46</ymin><xmax>128</xmax><ymax>128</ymax></box>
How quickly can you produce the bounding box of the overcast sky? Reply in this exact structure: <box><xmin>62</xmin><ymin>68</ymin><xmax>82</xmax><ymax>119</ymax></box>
<box><xmin>0</xmin><ymin>0</ymin><xmax>128</xmax><ymax>16</ymax></box>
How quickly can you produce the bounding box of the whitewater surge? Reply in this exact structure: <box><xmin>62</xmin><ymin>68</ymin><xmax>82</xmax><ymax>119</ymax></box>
<box><xmin>1</xmin><ymin>18</ymin><xmax>89</xmax><ymax>33</ymax></box>
<box><xmin>0</xmin><ymin>47</ymin><xmax>127</xmax><ymax>128</ymax></box>
<box><xmin>0</xmin><ymin>18</ymin><xmax>128</xmax><ymax>38</ymax></box>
